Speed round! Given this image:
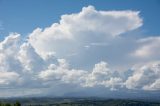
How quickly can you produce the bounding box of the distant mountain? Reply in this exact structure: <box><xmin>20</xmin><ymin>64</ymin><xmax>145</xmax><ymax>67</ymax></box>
<box><xmin>62</xmin><ymin>88</ymin><xmax>160</xmax><ymax>102</ymax></box>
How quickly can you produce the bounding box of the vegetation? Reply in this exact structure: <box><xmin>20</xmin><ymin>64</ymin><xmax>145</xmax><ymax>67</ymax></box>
<box><xmin>0</xmin><ymin>98</ymin><xmax>160</xmax><ymax>106</ymax></box>
<box><xmin>0</xmin><ymin>101</ymin><xmax>21</xmax><ymax>106</ymax></box>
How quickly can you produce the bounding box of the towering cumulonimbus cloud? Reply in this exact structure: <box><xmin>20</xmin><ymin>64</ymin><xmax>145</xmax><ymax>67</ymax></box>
<box><xmin>28</xmin><ymin>5</ymin><xmax>142</xmax><ymax>58</ymax></box>
<box><xmin>0</xmin><ymin>5</ymin><xmax>160</xmax><ymax>97</ymax></box>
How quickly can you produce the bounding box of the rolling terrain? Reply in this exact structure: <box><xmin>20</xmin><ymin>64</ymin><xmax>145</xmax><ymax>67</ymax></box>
<box><xmin>0</xmin><ymin>98</ymin><xmax>160</xmax><ymax>106</ymax></box>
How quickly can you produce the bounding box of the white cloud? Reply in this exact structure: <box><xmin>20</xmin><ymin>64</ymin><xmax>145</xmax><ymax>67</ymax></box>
<box><xmin>29</xmin><ymin>5</ymin><xmax>142</xmax><ymax>58</ymax></box>
<box><xmin>133</xmin><ymin>37</ymin><xmax>160</xmax><ymax>58</ymax></box>
<box><xmin>38</xmin><ymin>59</ymin><xmax>88</xmax><ymax>94</ymax></box>
<box><xmin>0</xmin><ymin>33</ymin><xmax>21</xmax><ymax>72</ymax></box>
<box><xmin>84</xmin><ymin>62</ymin><xmax>123</xmax><ymax>90</ymax></box>
<box><xmin>0</xmin><ymin>33</ymin><xmax>52</xmax><ymax>90</ymax></box>
<box><xmin>0</xmin><ymin>71</ymin><xmax>20</xmax><ymax>86</ymax></box>
<box><xmin>101</xmin><ymin>77</ymin><xmax>123</xmax><ymax>91</ymax></box>
<box><xmin>125</xmin><ymin>61</ymin><xmax>160</xmax><ymax>90</ymax></box>
<box><xmin>18</xmin><ymin>43</ymin><xmax>45</xmax><ymax>73</ymax></box>
<box><xmin>0</xmin><ymin>33</ymin><xmax>159</xmax><ymax>96</ymax></box>
<box><xmin>143</xmin><ymin>79</ymin><xmax>160</xmax><ymax>90</ymax></box>
<box><xmin>39</xmin><ymin>61</ymin><xmax>123</xmax><ymax>91</ymax></box>
<box><xmin>84</xmin><ymin>62</ymin><xmax>112</xmax><ymax>87</ymax></box>
<box><xmin>39</xmin><ymin>59</ymin><xmax>87</xmax><ymax>85</ymax></box>
<box><xmin>0</xmin><ymin>5</ymin><xmax>160</xmax><ymax>97</ymax></box>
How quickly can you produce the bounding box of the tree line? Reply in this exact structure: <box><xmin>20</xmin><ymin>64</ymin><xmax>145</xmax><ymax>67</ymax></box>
<box><xmin>0</xmin><ymin>101</ymin><xmax>21</xmax><ymax>106</ymax></box>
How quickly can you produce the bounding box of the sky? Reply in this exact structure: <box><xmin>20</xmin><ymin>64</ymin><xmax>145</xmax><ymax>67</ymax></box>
<box><xmin>0</xmin><ymin>0</ymin><xmax>160</xmax><ymax>98</ymax></box>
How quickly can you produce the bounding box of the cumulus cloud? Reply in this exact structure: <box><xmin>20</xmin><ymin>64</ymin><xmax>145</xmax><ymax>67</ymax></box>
<box><xmin>39</xmin><ymin>60</ymin><xmax>123</xmax><ymax>91</ymax></box>
<box><xmin>29</xmin><ymin>5</ymin><xmax>142</xmax><ymax>58</ymax></box>
<box><xmin>125</xmin><ymin>61</ymin><xmax>160</xmax><ymax>90</ymax></box>
<box><xmin>0</xmin><ymin>33</ymin><xmax>22</xmax><ymax>87</ymax></box>
<box><xmin>0</xmin><ymin>32</ymin><xmax>159</xmax><ymax>96</ymax></box>
<box><xmin>143</xmin><ymin>79</ymin><xmax>160</xmax><ymax>90</ymax></box>
<box><xmin>18</xmin><ymin>43</ymin><xmax>45</xmax><ymax>73</ymax></box>
<box><xmin>0</xmin><ymin>71</ymin><xmax>20</xmax><ymax>86</ymax></box>
<box><xmin>83</xmin><ymin>62</ymin><xmax>123</xmax><ymax>89</ymax></box>
<box><xmin>39</xmin><ymin>59</ymin><xmax>87</xmax><ymax>85</ymax></box>
<box><xmin>0</xmin><ymin>33</ymin><xmax>52</xmax><ymax>89</ymax></box>
<box><xmin>0</xmin><ymin>33</ymin><xmax>21</xmax><ymax>73</ymax></box>
<box><xmin>0</xmin><ymin>5</ymin><xmax>160</xmax><ymax>97</ymax></box>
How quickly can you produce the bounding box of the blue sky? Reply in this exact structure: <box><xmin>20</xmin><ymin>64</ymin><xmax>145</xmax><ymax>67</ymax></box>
<box><xmin>0</xmin><ymin>0</ymin><xmax>160</xmax><ymax>98</ymax></box>
<box><xmin>0</xmin><ymin>0</ymin><xmax>160</xmax><ymax>39</ymax></box>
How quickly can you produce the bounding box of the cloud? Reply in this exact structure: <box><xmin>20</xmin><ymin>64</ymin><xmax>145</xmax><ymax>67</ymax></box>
<box><xmin>0</xmin><ymin>5</ymin><xmax>160</xmax><ymax>97</ymax></box>
<box><xmin>125</xmin><ymin>61</ymin><xmax>160</xmax><ymax>90</ymax></box>
<box><xmin>0</xmin><ymin>33</ymin><xmax>51</xmax><ymax>89</ymax></box>
<box><xmin>0</xmin><ymin>33</ymin><xmax>159</xmax><ymax>96</ymax></box>
<box><xmin>18</xmin><ymin>43</ymin><xmax>45</xmax><ymax>73</ymax></box>
<box><xmin>84</xmin><ymin>62</ymin><xmax>124</xmax><ymax>91</ymax></box>
<box><xmin>39</xmin><ymin>60</ymin><xmax>123</xmax><ymax>91</ymax></box>
<box><xmin>0</xmin><ymin>71</ymin><xmax>20</xmax><ymax>86</ymax></box>
<box><xmin>0</xmin><ymin>33</ymin><xmax>22</xmax><ymax>87</ymax></box>
<box><xmin>0</xmin><ymin>33</ymin><xmax>21</xmax><ymax>72</ymax></box>
<box><xmin>133</xmin><ymin>37</ymin><xmax>160</xmax><ymax>59</ymax></box>
<box><xmin>39</xmin><ymin>59</ymin><xmax>160</xmax><ymax>92</ymax></box>
<box><xmin>39</xmin><ymin>59</ymin><xmax>87</xmax><ymax>85</ymax></box>
<box><xmin>143</xmin><ymin>79</ymin><xmax>160</xmax><ymax>90</ymax></box>
<box><xmin>29</xmin><ymin>5</ymin><xmax>142</xmax><ymax>58</ymax></box>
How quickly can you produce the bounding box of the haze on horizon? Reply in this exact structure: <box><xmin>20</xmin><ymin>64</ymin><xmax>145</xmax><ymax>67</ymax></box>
<box><xmin>0</xmin><ymin>0</ymin><xmax>160</xmax><ymax>98</ymax></box>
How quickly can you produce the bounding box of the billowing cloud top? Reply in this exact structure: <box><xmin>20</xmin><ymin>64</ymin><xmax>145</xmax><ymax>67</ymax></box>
<box><xmin>29</xmin><ymin>6</ymin><xmax>142</xmax><ymax>58</ymax></box>
<box><xmin>0</xmin><ymin>6</ymin><xmax>160</xmax><ymax>97</ymax></box>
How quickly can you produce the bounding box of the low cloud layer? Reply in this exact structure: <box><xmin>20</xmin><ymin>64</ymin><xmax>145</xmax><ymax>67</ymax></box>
<box><xmin>0</xmin><ymin>6</ymin><xmax>159</xmax><ymax>97</ymax></box>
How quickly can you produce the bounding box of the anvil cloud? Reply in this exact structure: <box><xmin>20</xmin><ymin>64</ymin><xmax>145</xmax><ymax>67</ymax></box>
<box><xmin>0</xmin><ymin>6</ymin><xmax>159</xmax><ymax>97</ymax></box>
